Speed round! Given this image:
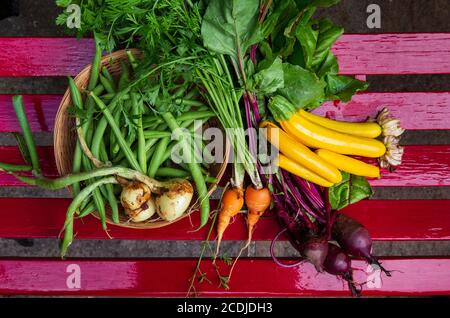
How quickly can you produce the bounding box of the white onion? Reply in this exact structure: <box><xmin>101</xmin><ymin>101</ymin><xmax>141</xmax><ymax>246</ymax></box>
<box><xmin>125</xmin><ymin>198</ymin><xmax>156</xmax><ymax>223</ymax></box>
<box><xmin>120</xmin><ymin>181</ymin><xmax>151</xmax><ymax>210</ymax></box>
<box><xmin>156</xmin><ymin>179</ymin><xmax>194</xmax><ymax>221</ymax></box>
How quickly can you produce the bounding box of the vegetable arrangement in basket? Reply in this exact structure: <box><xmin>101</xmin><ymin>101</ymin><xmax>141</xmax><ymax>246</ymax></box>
<box><xmin>0</xmin><ymin>0</ymin><xmax>406</xmax><ymax>296</ymax></box>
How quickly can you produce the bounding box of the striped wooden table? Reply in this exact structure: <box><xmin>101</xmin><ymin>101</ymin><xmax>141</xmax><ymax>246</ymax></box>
<box><xmin>0</xmin><ymin>34</ymin><xmax>449</xmax><ymax>296</ymax></box>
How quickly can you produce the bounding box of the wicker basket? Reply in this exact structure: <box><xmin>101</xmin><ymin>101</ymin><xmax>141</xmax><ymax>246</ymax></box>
<box><xmin>54</xmin><ymin>49</ymin><xmax>229</xmax><ymax>229</ymax></box>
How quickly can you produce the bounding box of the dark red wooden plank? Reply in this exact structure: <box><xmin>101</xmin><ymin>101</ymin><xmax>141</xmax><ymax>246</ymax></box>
<box><xmin>1</xmin><ymin>34</ymin><xmax>450</xmax><ymax>76</ymax></box>
<box><xmin>332</xmin><ymin>33</ymin><xmax>450</xmax><ymax>75</ymax></box>
<box><xmin>0</xmin><ymin>146</ymin><xmax>58</xmax><ymax>186</ymax></box>
<box><xmin>0</xmin><ymin>198</ymin><xmax>448</xmax><ymax>241</ymax></box>
<box><xmin>314</xmin><ymin>92</ymin><xmax>450</xmax><ymax>130</ymax></box>
<box><xmin>0</xmin><ymin>38</ymin><xmax>94</xmax><ymax>77</ymax></box>
<box><xmin>0</xmin><ymin>258</ymin><xmax>449</xmax><ymax>296</ymax></box>
<box><xmin>1</xmin><ymin>145</ymin><xmax>449</xmax><ymax>187</ymax></box>
<box><xmin>0</xmin><ymin>95</ymin><xmax>60</xmax><ymax>132</ymax></box>
<box><xmin>2</xmin><ymin>92</ymin><xmax>450</xmax><ymax>132</ymax></box>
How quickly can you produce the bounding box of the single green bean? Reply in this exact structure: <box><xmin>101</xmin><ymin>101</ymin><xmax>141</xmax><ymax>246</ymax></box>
<box><xmin>68</xmin><ymin>77</ymin><xmax>83</xmax><ymax>109</ymax></box>
<box><xmin>12</xmin><ymin>96</ymin><xmax>41</xmax><ymax>175</ymax></box>
<box><xmin>81</xmin><ymin>155</ymin><xmax>107</xmax><ymax>229</ymax></box>
<box><xmin>99</xmin><ymin>74</ymin><xmax>116</xmax><ymax>94</ymax></box>
<box><xmin>118</xmin><ymin>61</ymin><xmax>130</xmax><ymax>91</ymax></box>
<box><xmin>132</xmin><ymin>93</ymin><xmax>147</xmax><ymax>173</ymax></box>
<box><xmin>61</xmin><ymin>176</ymin><xmax>117</xmax><ymax>258</ymax></box>
<box><xmin>100</xmin><ymin>140</ymin><xmax>120</xmax><ymax>224</ymax></box>
<box><xmin>148</xmin><ymin>137</ymin><xmax>170</xmax><ymax>177</ymax></box>
<box><xmin>161</xmin><ymin>112</ymin><xmax>210</xmax><ymax>228</ymax></box>
<box><xmin>0</xmin><ymin>162</ymin><xmax>32</xmax><ymax>172</ymax></box>
<box><xmin>101</xmin><ymin>67</ymin><xmax>114</xmax><ymax>84</ymax></box>
<box><xmin>90</xmin><ymin>92</ymin><xmax>141</xmax><ymax>172</ymax></box>
<box><xmin>155</xmin><ymin>167</ymin><xmax>189</xmax><ymax>178</ymax></box>
<box><xmin>87</xmin><ymin>37</ymin><xmax>102</xmax><ymax>91</ymax></box>
<box><xmin>142</xmin><ymin>111</ymin><xmax>215</xmax><ymax>126</ymax></box>
<box><xmin>143</xmin><ymin>131</ymin><xmax>172</xmax><ymax>139</ymax></box>
<box><xmin>126</xmin><ymin>50</ymin><xmax>139</xmax><ymax>70</ymax></box>
<box><xmin>68</xmin><ymin>77</ymin><xmax>84</xmax><ymax>196</ymax></box>
<box><xmin>78</xmin><ymin>200</ymin><xmax>96</xmax><ymax>218</ymax></box>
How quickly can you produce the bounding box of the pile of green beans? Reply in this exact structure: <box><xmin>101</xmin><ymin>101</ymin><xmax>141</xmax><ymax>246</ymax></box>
<box><xmin>67</xmin><ymin>42</ymin><xmax>217</xmax><ymax>230</ymax></box>
<box><xmin>0</xmin><ymin>40</ymin><xmax>219</xmax><ymax>257</ymax></box>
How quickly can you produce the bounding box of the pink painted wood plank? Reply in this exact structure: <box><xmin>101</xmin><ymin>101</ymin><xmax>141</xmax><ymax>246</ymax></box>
<box><xmin>0</xmin><ymin>258</ymin><xmax>449</xmax><ymax>296</ymax></box>
<box><xmin>314</xmin><ymin>92</ymin><xmax>450</xmax><ymax>130</ymax></box>
<box><xmin>2</xmin><ymin>92</ymin><xmax>450</xmax><ymax>132</ymax></box>
<box><xmin>373</xmin><ymin>145</ymin><xmax>450</xmax><ymax>186</ymax></box>
<box><xmin>1</xmin><ymin>34</ymin><xmax>450</xmax><ymax>76</ymax></box>
<box><xmin>0</xmin><ymin>198</ymin><xmax>448</xmax><ymax>241</ymax></box>
<box><xmin>333</xmin><ymin>33</ymin><xmax>450</xmax><ymax>75</ymax></box>
<box><xmin>1</xmin><ymin>145</ymin><xmax>449</xmax><ymax>187</ymax></box>
<box><xmin>0</xmin><ymin>38</ymin><xmax>94</xmax><ymax>77</ymax></box>
<box><xmin>0</xmin><ymin>95</ymin><xmax>61</xmax><ymax>132</ymax></box>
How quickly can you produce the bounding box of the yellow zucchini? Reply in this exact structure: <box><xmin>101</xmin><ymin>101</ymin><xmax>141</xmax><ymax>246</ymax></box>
<box><xmin>298</xmin><ymin>109</ymin><xmax>382</xmax><ymax>138</ymax></box>
<box><xmin>281</xmin><ymin>115</ymin><xmax>386</xmax><ymax>158</ymax></box>
<box><xmin>315</xmin><ymin>149</ymin><xmax>380</xmax><ymax>178</ymax></box>
<box><xmin>277</xmin><ymin>154</ymin><xmax>334</xmax><ymax>187</ymax></box>
<box><xmin>260</xmin><ymin>121</ymin><xmax>342</xmax><ymax>183</ymax></box>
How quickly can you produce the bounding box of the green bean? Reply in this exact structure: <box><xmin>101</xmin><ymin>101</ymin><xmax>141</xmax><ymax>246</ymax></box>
<box><xmin>148</xmin><ymin>137</ymin><xmax>170</xmax><ymax>177</ymax></box>
<box><xmin>175</xmin><ymin>99</ymin><xmax>206</xmax><ymax>108</ymax></box>
<box><xmin>110</xmin><ymin>107</ymin><xmax>122</xmax><ymax>156</ymax></box>
<box><xmin>206</xmin><ymin>176</ymin><xmax>218</xmax><ymax>184</ymax></box>
<box><xmin>68</xmin><ymin>77</ymin><xmax>83</xmax><ymax>109</ymax></box>
<box><xmin>127</xmin><ymin>50</ymin><xmax>139</xmax><ymax>70</ymax></box>
<box><xmin>143</xmin><ymin>131</ymin><xmax>172</xmax><ymax>139</ymax></box>
<box><xmin>0</xmin><ymin>162</ymin><xmax>32</xmax><ymax>172</ymax></box>
<box><xmin>12</xmin><ymin>96</ymin><xmax>41</xmax><ymax>175</ymax></box>
<box><xmin>132</xmin><ymin>93</ymin><xmax>147</xmax><ymax>173</ymax></box>
<box><xmin>68</xmin><ymin>77</ymin><xmax>84</xmax><ymax>195</ymax></box>
<box><xmin>118</xmin><ymin>61</ymin><xmax>130</xmax><ymax>91</ymax></box>
<box><xmin>90</xmin><ymin>92</ymin><xmax>141</xmax><ymax>172</ymax></box>
<box><xmin>100</xmin><ymin>140</ymin><xmax>120</xmax><ymax>224</ymax></box>
<box><xmin>101</xmin><ymin>67</ymin><xmax>114</xmax><ymax>84</ymax></box>
<box><xmin>161</xmin><ymin>112</ymin><xmax>210</xmax><ymax>228</ymax></box>
<box><xmin>155</xmin><ymin>167</ymin><xmax>189</xmax><ymax>178</ymax></box>
<box><xmin>87</xmin><ymin>37</ymin><xmax>102</xmax><ymax>91</ymax></box>
<box><xmin>61</xmin><ymin>176</ymin><xmax>118</xmax><ymax>258</ymax></box>
<box><xmin>81</xmin><ymin>155</ymin><xmax>107</xmax><ymax>229</ymax></box>
<box><xmin>142</xmin><ymin>111</ymin><xmax>215</xmax><ymax>127</ymax></box>
<box><xmin>101</xmin><ymin>93</ymin><xmax>129</xmax><ymax>102</ymax></box>
<box><xmin>99</xmin><ymin>74</ymin><xmax>116</xmax><ymax>94</ymax></box>
<box><xmin>78</xmin><ymin>201</ymin><xmax>96</xmax><ymax>218</ymax></box>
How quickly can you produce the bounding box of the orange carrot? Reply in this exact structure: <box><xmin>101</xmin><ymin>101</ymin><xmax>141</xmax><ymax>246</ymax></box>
<box><xmin>214</xmin><ymin>186</ymin><xmax>245</xmax><ymax>262</ymax></box>
<box><xmin>229</xmin><ymin>185</ymin><xmax>272</xmax><ymax>277</ymax></box>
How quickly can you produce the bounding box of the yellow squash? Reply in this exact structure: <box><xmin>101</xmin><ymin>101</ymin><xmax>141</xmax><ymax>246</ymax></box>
<box><xmin>298</xmin><ymin>109</ymin><xmax>382</xmax><ymax>138</ymax></box>
<box><xmin>277</xmin><ymin>154</ymin><xmax>334</xmax><ymax>187</ymax></box>
<box><xmin>281</xmin><ymin>115</ymin><xmax>386</xmax><ymax>158</ymax></box>
<box><xmin>260</xmin><ymin>121</ymin><xmax>342</xmax><ymax>183</ymax></box>
<box><xmin>315</xmin><ymin>149</ymin><xmax>380</xmax><ymax>178</ymax></box>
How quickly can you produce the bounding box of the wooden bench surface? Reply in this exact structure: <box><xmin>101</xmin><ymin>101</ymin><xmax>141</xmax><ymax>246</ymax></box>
<box><xmin>0</xmin><ymin>33</ymin><xmax>449</xmax><ymax>296</ymax></box>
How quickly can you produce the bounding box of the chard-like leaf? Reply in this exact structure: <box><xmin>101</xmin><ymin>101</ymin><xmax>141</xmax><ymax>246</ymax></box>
<box><xmin>325</xmin><ymin>74</ymin><xmax>369</xmax><ymax>102</ymax></box>
<box><xmin>329</xmin><ymin>172</ymin><xmax>373</xmax><ymax>210</ymax></box>
<box><xmin>201</xmin><ymin>0</ymin><xmax>263</xmax><ymax>62</ymax></box>
<box><xmin>253</xmin><ymin>57</ymin><xmax>284</xmax><ymax>95</ymax></box>
<box><xmin>277</xmin><ymin>63</ymin><xmax>325</xmax><ymax>110</ymax></box>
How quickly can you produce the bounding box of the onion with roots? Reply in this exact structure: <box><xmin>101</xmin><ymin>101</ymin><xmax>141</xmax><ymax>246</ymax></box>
<box><xmin>118</xmin><ymin>176</ymin><xmax>194</xmax><ymax>222</ymax></box>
